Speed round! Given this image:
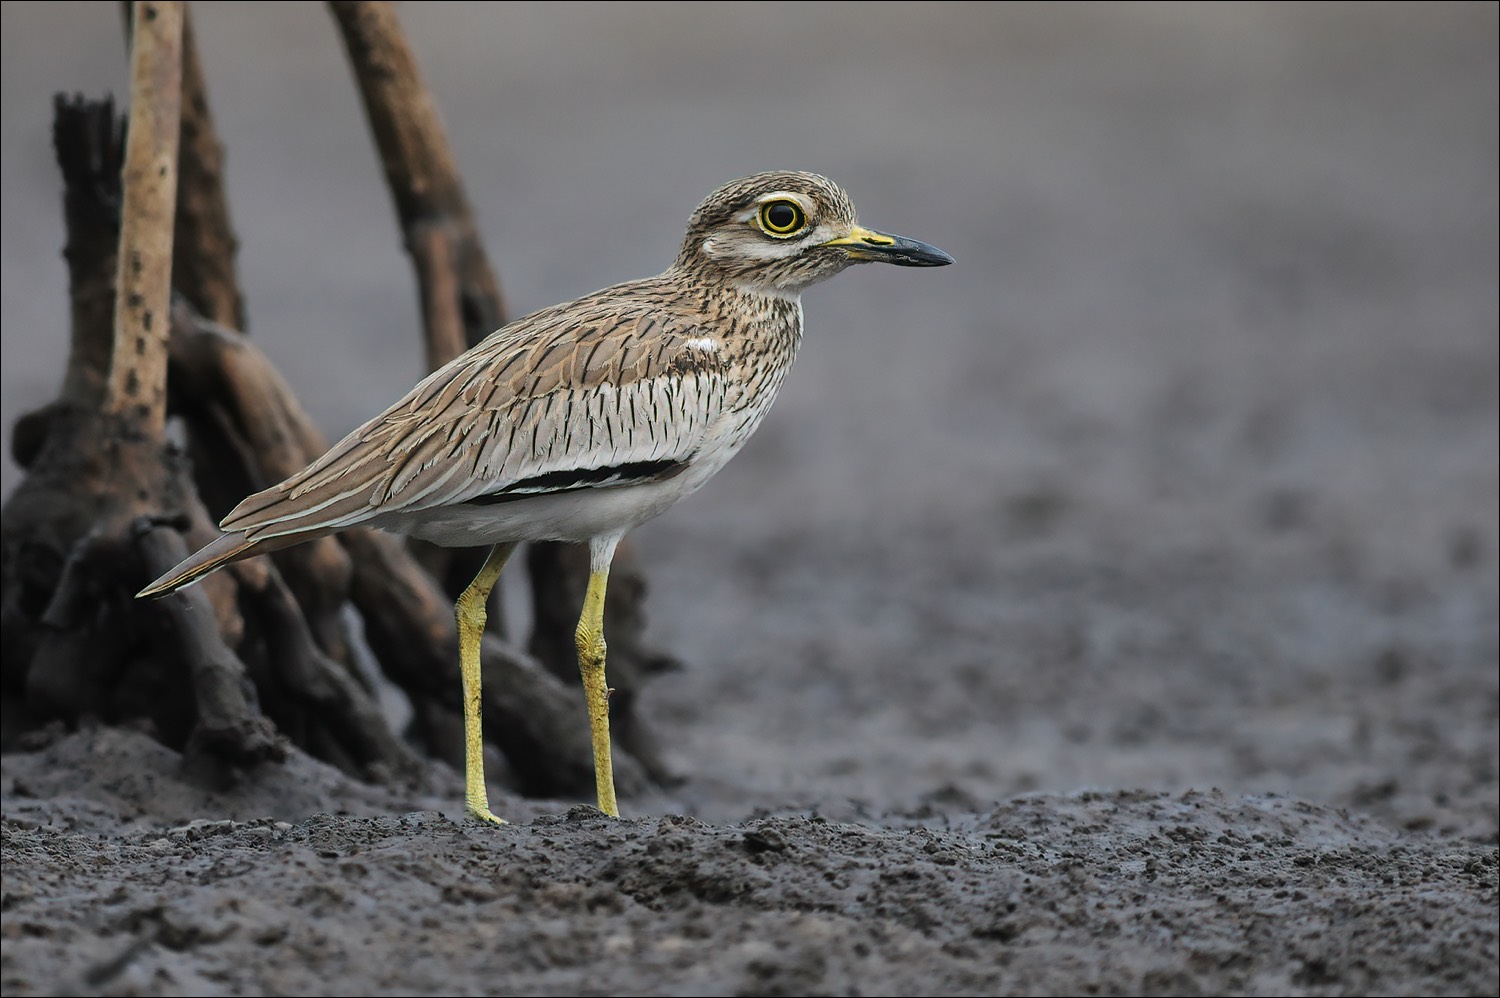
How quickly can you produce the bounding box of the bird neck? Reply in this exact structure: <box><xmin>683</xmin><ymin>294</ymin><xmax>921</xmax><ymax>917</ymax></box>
<box><xmin>656</xmin><ymin>263</ymin><xmax>801</xmax><ymax>330</ymax></box>
<box><xmin>651</xmin><ymin>265</ymin><xmax>804</xmax><ymax>385</ymax></box>
<box><xmin>722</xmin><ymin>278</ymin><xmax>804</xmax><ymax>348</ymax></box>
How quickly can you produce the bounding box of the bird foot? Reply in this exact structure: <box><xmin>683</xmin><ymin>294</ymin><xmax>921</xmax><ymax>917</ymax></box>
<box><xmin>466</xmin><ymin>804</ymin><xmax>508</xmax><ymax>825</ymax></box>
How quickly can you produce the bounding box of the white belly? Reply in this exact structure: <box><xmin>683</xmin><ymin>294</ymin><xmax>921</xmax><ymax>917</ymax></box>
<box><xmin>368</xmin><ymin>350</ymin><xmax>789</xmax><ymax>550</ymax></box>
<box><xmin>369</xmin><ymin>434</ymin><xmax>739</xmax><ymax>548</ymax></box>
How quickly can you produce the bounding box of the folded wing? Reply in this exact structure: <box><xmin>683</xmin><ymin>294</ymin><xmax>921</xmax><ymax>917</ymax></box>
<box><xmin>221</xmin><ymin>293</ymin><xmax>728</xmax><ymax>544</ymax></box>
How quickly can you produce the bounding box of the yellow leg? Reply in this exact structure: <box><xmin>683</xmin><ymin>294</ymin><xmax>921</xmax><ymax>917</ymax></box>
<box><xmin>456</xmin><ymin>543</ymin><xmax>515</xmax><ymax>824</ymax></box>
<box><xmin>575</xmin><ymin>566</ymin><xmax>620</xmax><ymax>817</ymax></box>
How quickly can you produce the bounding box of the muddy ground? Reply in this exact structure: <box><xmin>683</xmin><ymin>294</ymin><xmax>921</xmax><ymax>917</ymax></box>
<box><xmin>2</xmin><ymin>4</ymin><xmax>1496</xmax><ymax>996</ymax></box>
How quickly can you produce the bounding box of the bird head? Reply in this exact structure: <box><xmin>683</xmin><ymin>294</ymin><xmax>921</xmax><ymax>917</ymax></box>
<box><xmin>675</xmin><ymin>171</ymin><xmax>953</xmax><ymax>294</ymax></box>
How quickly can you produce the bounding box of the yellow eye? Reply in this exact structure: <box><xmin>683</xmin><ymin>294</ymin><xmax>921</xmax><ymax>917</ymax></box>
<box><xmin>758</xmin><ymin>199</ymin><xmax>807</xmax><ymax>237</ymax></box>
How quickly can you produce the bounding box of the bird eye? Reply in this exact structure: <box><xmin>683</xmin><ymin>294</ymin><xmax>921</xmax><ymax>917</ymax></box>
<box><xmin>758</xmin><ymin>199</ymin><xmax>807</xmax><ymax>237</ymax></box>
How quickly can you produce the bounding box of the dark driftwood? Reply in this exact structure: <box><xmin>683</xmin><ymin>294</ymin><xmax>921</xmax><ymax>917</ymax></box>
<box><xmin>327</xmin><ymin>0</ymin><xmax>505</xmax><ymax>609</ymax></box>
<box><xmin>226</xmin><ymin>550</ymin><xmax>421</xmax><ymax>782</ymax></box>
<box><xmin>0</xmin><ymin>8</ymin><xmax>288</xmax><ymax>766</ymax></box>
<box><xmin>9</xmin><ymin>96</ymin><xmax>122</xmax><ymax>473</ymax></box>
<box><xmin>106</xmin><ymin>0</ymin><xmax>182</xmax><ymax>441</ymax></box>
<box><xmin>172</xmin><ymin>5</ymin><xmax>245</xmax><ymax>331</ymax></box>
<box><xmin>165</xmin><ymin>305</ymin><xmax>357</xmax><ymax>669</ymax></box>
<box><xmin>4</xmin><ymin>1</ymin><xmax>678</xmax><ymax>805</ymax></box>
<box><xmin>4</xmin><ymin>95</ymin><xmax>215</xmax><ymax>750</ymax></box>
<box><xmin>56</xmin><ymin>99</ymin><xmax>122</xmax><ymax>414</ymax></box>
<box><xmin>328</xmin><ymin>2</ymin><xmax>675</xmax><ymax>777</ymax></box>
<box><xmin>0</xmin><ymin>33</ymin><xmax>399</xmax><ymax>776</ymax></box>
<box><xmin>326</xmin><ymin>0</ymin><xmax>506</xmax><ymax>361</ymax></box>
<box><xmin>136</xmin><ymin>520</ymin><xmax>284</xmax><ymax>763</ymax></box>
<box><xmin>3</xmin><ymin>6</ymin><xmax>287</xmax><ymax>767</ymax></box>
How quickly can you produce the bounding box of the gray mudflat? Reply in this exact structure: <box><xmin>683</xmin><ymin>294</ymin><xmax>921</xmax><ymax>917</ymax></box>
<box><xmin>2</xmin><ymin>5</ymin><xmax>1495</xmax><ymax>995</ymax></box>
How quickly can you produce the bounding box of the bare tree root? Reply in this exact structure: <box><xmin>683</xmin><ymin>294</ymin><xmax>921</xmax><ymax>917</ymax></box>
<box><xmin>172</xmin><ymin>4</ymin><xmax>245</xmax><ymax>331</ymax></box>
<box><xmin>3</xmin><ymin>8</ymin><xmax>199</xmax><ymax>749</ymax></box>
<box><xmin>328</xmin><ymin>2</ymin><xmax>678</xmax><ymax>773</ymax></box>
<box><xmin>0</xmin><ymin>28</ymin><xmax>403</xmax><ymax>780</ymax></box>
<box><xmin>165</xmin><ymin>305</ymin><xmax>357</xmax><ymax>669</ymax></box>
<box><xmin>225</xmin><ymin>553</ymin><xmax>421</xmax><ymax>783</ymax></box>
<box><xmin>328</xmin><ymin>0</ymin><xmax>506</xmax><ymax>605</ymax></box>
<box><xmin>3</xmin><ymin>2</ymin><xmax>680</xmax><ymax>805</ymax></box>
<box><xmin>327</xmin><ymin>0</ymin><xmax>506</xmax><ymax>360</ymax></box>
<box><xmin>135</xmin><ymin>518</ymin><xmax>284</xmax><ymax>763</ymax></box>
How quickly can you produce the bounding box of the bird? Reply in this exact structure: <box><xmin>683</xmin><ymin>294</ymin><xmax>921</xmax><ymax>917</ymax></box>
<box><xmin>138</xmin><ymin>170</ymin><xmax>953</xmax><ymax>823</ymax></box>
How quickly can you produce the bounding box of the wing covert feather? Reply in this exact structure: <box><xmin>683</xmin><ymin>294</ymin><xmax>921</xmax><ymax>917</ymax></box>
<box><xmin>221</xmin><ymin>296</ymin><xmax>728</xmax><ymax>541</ymax></box>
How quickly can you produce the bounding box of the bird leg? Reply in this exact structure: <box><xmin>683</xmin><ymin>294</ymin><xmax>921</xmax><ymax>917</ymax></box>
<box><xmin>456</xmin><ymin>542</ymin><xmax>515</xmax><ymax>823</ymax></box>
<box><xmin>575</xmin><ymin>560</ymin><xmax>620</xmax><ymax>817</ymax></box>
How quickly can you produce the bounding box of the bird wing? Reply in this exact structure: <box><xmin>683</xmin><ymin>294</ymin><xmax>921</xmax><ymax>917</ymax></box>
<box><xmin>220</xmin><ymin>293</ymin><xmax>729</xmax><ymax>543</ymax></box>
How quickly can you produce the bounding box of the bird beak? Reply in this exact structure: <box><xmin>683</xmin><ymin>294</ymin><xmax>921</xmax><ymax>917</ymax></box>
<box><xmin>823</xmin><ymin>225</ymin><xmax>954</xmax><ymax>267</ymax></box>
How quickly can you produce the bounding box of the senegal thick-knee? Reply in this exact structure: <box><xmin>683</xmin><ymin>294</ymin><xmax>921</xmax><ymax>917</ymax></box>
<box><xmin>140</xmin><ymin>171</ymin><xmax>953</xmax><ymax>822</ymax></box>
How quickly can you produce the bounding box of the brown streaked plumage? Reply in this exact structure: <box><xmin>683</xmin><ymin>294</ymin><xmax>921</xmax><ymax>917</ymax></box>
<box><xmin>139</xmin><ymin>171</ymin><xmax>953</xmax><ymax>823</ymax></box>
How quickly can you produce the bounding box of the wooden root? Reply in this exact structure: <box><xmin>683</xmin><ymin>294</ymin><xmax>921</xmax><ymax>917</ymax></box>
<box><xmin>3</xmin><ymin>2</ymin><xmax>680</xmax><ymax>807</ymax></box>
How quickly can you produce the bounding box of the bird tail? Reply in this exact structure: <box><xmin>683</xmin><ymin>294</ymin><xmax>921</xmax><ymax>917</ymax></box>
<box><xmin>136</xmin><ymin>531</ymin><xmax>262</xmax><ymax>598</ymax></box>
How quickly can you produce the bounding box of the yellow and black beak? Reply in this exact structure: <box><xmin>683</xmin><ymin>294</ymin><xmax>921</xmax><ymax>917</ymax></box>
<box><xmin>824</xmin><ymin>225</ymin><xmax>954</xmax><ymax>267</ymax></box>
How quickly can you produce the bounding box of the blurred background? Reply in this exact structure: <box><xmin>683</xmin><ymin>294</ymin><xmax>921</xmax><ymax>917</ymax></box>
<box><xmin>2</xmin><ymin>3</ymin><xmax>1495</xmax><ymax>825</ymax></box>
